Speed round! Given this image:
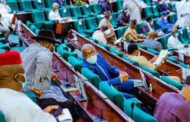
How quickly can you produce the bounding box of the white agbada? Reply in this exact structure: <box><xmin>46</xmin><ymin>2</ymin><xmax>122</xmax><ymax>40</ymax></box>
<box><xmin>0</xmin><ymin>3</ymin><xmax>11</xmax><ymax>14</ymax></box>
<box><xmin>123</xmin><ymin>0</ymin><xmax>146</xmax><ymax>22</ymax></box>
<box><xmin>175</xmin><ymin>0</ymin><xmax>190</xmax><ymax>28</ymax></box>
<box><xmin>167</xmin><ymin>35</ymin><xmax>184</xmax><ymax>49</ymax></box>
<box><xmin>0</xmin><ymin>88</ymin><xmax>56</xmax><ymax>122</ymax></box>
<box><xmin>48</xmin><ymin>10</ymin><xmax>62</xmax><ymax>21</ymax></box>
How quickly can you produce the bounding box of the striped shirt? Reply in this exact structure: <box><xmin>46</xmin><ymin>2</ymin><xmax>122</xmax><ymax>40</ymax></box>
<box><xmin>21</xmin><ymin>43</ymin><xmax>52</xmax><ymax>91</ymax></box>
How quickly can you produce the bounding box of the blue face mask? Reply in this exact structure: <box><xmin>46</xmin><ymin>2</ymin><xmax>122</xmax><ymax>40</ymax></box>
<box><xmin>86</xmin><ymin>55</ymin><xmax>97</xmax><ymax>64</ymax></box>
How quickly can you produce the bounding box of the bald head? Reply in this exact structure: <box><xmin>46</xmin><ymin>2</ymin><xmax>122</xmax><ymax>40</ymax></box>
<box><xmin>82</xmin><ymin>44</ymin><xmax>96</xmax><ymax>59</ymax></box>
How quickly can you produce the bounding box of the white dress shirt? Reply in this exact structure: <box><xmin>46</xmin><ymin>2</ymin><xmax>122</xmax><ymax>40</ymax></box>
<box><xmin>48</xmin><ymin>10</ymin><xmax>62</xmax><ymax>21</ymax></box>
<box><xmin>0</xmin><ymin>88</ymin><xmax>56</xmax><ymax>122</ymax></box>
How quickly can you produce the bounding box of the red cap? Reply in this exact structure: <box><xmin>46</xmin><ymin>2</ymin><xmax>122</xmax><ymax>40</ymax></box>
<box><xmin>0</xmin><ymin>51</ymin><xmax>22</xmax><ymax>66</ymax></box>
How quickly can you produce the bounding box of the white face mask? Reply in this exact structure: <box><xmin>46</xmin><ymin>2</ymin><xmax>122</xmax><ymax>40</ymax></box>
<box><xmin>86</xmin><ymin>55</ymin><xmax>97</xmax><ymax>64</ymax></box>
<box><xmin>14</xmin><ymin>73</ymin><xmax>27</xmax><ymax>89</ymax></box>
<box><xmin>137</xmin><ymin>51</ymin><xmax>141</xmax><ymax>56</ymax></box>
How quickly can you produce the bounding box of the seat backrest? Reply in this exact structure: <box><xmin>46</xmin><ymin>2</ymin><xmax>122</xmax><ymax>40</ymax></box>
<box><xmin>124</xmin><ymin>98</ymin><xmax>157</xmax><ymax>122</ymax></box>
<box><xmin>33</xmin><ymin>0</ymin><xmax>46</xmax><ymax>9</ymax></box>
<box><xmin>141</xmin><ymin>65</ymin><xmax>160</xmax><ymax>77</ymax></box>
<box><xmin>81</xmin><ymin>67</ymin><xmax>101</xmax><ymax>88</ymax></box>
<box><xmin>69</xmin><ymin>6</ymin><xmax>82</xmax><ymax>18</ymax></box>
<box><xmin>0</xmin><ymin>111</ymin><xmax>6</xmax><ymax>122</ymax></box>
<box><xmin>85</xmin><ymin>17</ymin><xmax>98</xmax><ymax>30</ymax></box>
<box><xmin>68</xmin><ymin>56</ymin><xmax>83</xmax><ymax>72</ymax></box>
<box><xmin>81</xmin><ymin>5</ymin><xmax>92</xmax><ymax>16</ymax></box>
<box><xmin>45</xmin><ymin>0</ymin><xmax>53</xmax><ymax>8</ymax></box>
<box><xmin>7</xmin><ymin>1</ymin><xmax>20</xmax><ymax>12</ymax></box>
<box><xmin>59</xmin><ymin>7</ymin><xmax>71</xmax><ymax>17</ymax></box>
<box><xmin>31</xmin><ymin>10</ymin><xmax>46</xmax><ymax>23</ymax></box>
<box><xmin>20</xmin><ymin>0</ymin><xmax>33</xmax><ymax>11</ymax></box>
<box><xmin>160</xmin><ymin>76</ymin><xmax>183</xmax><ymax>90</ymax></box>
<box><xmin>74</xmin><ymin>20</ymin><xmax>87</xmax><ymax>33</ymax></box>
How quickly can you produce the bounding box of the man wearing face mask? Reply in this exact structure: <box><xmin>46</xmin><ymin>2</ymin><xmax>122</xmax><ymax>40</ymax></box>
<box><xmin>157</xmin><ymin>12</ymin><xmax>174</xmax><ymax>33</ymax></box>
<box><xmin>82</xmin><ymin>44</ymin><xmax>145</xmax><ymax>99</ymax></box>
<box><xmin>117</xmin><ymin>7</ymin><xmax>130</xmax><ymax>27</ymax></box>
<box><xmin>154</xmin><ymin>76</ymin><xmax>190</xmax><ymax>122</ymax></box>
<box><xmin>48</xmin><ymin>3</ymin><xmax>61</xmax><ymax>21</ymax></box>
<box><xmin>21</xmin><ymin>30</ymin><xmax>74</xmax><ymax>113</ymax></box>
<box><xmin>0</xmin><ymin>51</ymin><xmax>57</xmax><ymax>122</ymax></box>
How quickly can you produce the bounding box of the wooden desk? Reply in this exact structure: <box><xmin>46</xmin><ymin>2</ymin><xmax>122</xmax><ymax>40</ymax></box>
<box><xmin>56</xmin><ymin>18</ymin><xmax>74</xmax><ymax>35</ymax></box>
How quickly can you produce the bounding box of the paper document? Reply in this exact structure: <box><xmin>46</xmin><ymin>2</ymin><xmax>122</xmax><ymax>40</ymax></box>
<box><xmin>153</xmin><ymin>50</ymin><xmax>168</xmax><ymax>66</ymax></box>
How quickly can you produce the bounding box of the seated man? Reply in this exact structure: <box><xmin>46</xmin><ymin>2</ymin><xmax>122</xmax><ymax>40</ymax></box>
<box><xmin>157</xmin><ymin>12</ymin><xmax>174</xmax><ymax>33</ymax></box>
<box><xmin>0</xmin><ymin>13</ymin><xmax>10</xmax><ymax>43</ymax></box>
<box><xmin>98</xmin><ymin>11</ymin><xmax>112</xmax><ymax>29</ymax></box>
<box><xmin>21</xmin><ymin>30</ymin><xmax>74</xmax><ymax>112</ymax></box>
<box><xmin>98</xmin><ymin>0</ymin><xmax>111</xmax><ymax>12</ymax></box>
<box><xmin>143</xmin><ymin>31</ymin><xmax>162</xmax><ymax>52</ymax></box>
<box><xmin>117</xmin><ymin>7</ymin><xmax>130</xmax><ymax>27</ymax></box>
<box><xmin>48</xmin><ymin>3</ymin><xmax>71</xmax><ymax>43</ymax></box>
<box><xmin>167</xmin><ymin>28</ymin><xmax>183</xmax><ymax>50</ymax></box>
<box><xmin>92</xmin><ymin>26</ymin><xmax>108</xmax><ymax>44</ymax></box>
<box><xmin>154</xmin><ymin>76</ymin><xmax>190</xmax><ymax>122</ymax></box>
<box><xmin>128</xmin><ymin>43</ymin><xmax>180</xmax><ymax>81</ymax></box>
<box><xmin>0</xmin><ymin>51</ymin><xmax>56</xmax><ymax>122</ymax></box>
<box><xmin>81</xmin><ymin>44</ymin><xmax>144</xmax><ymax>99</ymax></box>
<box><xmin>123</xmin><ymin>20</ymin><xmax>146</xmax><ymax>42</ymax></box>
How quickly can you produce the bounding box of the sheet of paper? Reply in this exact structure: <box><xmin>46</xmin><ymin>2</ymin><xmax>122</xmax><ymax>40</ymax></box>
<box><xmin>153</xmin><ymin>50</ymin><xmax>168</xmax><ymax>66</ymax></box>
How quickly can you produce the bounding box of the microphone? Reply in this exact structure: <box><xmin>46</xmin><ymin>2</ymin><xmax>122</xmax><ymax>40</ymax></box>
<box><xmin>131</xmin><ymin>103</ymin><xmax>135</xmax><ymax>122</ymax></box>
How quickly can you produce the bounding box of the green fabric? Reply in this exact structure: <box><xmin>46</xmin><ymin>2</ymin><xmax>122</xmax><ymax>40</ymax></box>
<box><xmin>122</xmin><ymin>56</ymin><xmax>140</xmax><ymax>67</ymax></box>
<box><xmin>23</xmin><ymin>91</ymin><xmax>37</xmax><ymax>103</ymax></box>
<box><xmin>26</xmin><ymin>21</ymin><xmax>32</xmax><ymax>28</ymax></box>
<box><xmin>74</xmin><ymin>20</ymin><xmax>87</xmax><ymax>33</ymax></box>
<box><xmin>90</xmin><ymin>4</ymin><xmax>101</xmax><ymax>15</ymax></box>
<box><xmin>116</xmin><ymin>26</ymin><xmax>128</xmax><ymax>38</ymax></box>
<box><xmin>96</xmin><ymin>15</ymin><xmax>104</xmax><ymax>24</ymax></box>
<box><xmin>147</xmin><ymin>48</ymin><xmax>159</xmax><ymax>55</ymax></box>
<box><xmin>137</xmin><ymin>43</ymin><xmax>148</xmax><ymax>50</ymax></box>
<box><xmin>179</xmin><ymin>63</ymin><xmax>190</xmax><ymax>69</ymax></box>
<box><xmin>136</xmin><ymin>21</ymin><xmax>145</xmax><ymax>34</ymax></box>
<box><xmin>0</xmin><ymin>38</ymin><xmax>5</xmax><ymax>43</ymax></box>
<box><xmin>81</xmin><ymin>5</ymin><xmax>93</xmax><ymax>17</ymax></box>
<box><xmin>153</xmin><ymin>18</ymin><xmax>160</xmax><ymax>30</ymax></box>
<box><xmin>124</xmin><ymin>98</ymin><xmax>157</xmax><ymax>122</ymax></box>
<box><xmin>70</xmin><ymin>6</ymin><xmax>83</xmax><ymax>18</ymax></box>
<box><xmin>0</xmin><ymin>49</ymin><xmax>5</xmax><ymax>53</ymax></box>
<box><xmin>59</xmin><ymin>7</ymin><xmax>71</xmax><ymax>17</ymax></box>
<box><xmin>33</xmin><ymin>0</ymin><xmax>45</xmax><ymax>9</ymax></box>
<box><xmin>167</xmin><ymin>56</ymin><xmax>179</xmax><ymax>64</ymax></box>
<box><xmin>0</xmin><ymin>111</ymin><xmax>6</xmax><ymax>122</ymax></box>
<box><xmin>159</xmin><ymin>35</ymin><xmax>170</xmax><ymax>49</ymax></box>
<box><xmin>81</xmin><ymin>67</ymin><xmax>101</xmax><ymax>88</ymax></box>
<box><xmin>68</xmin><ymin>56</ymin><xmax>83</xmax><ymax>72</ymax></box>
<box><xmin>109</xmin><ymin>47</ymin><xmax>123</xmax><ymax>57</ymax></box>
<box><xmin>115</xmin><ymin>0</ymin><xmax>123</xmax><ymax>12</ymax></box>
<box><xmin>45</xmin><ymin>0</ymin><xmax>53</xmax><ymax>8</ymax></box>
<box><xmin>97</xmin><ymin>42</ymin><xmax>111</xmax><ymax>50</ymax></box>
<box><xmin>7</xmin><ymin>1</ymin><xmax>20</xmax><ymax>12</ymax></box>
<box><xmin>143</xmin><ymin>7</ymin><xmax>154</xmax><ymax>18</ymax></box>
<box><xmin>168</xmin><ymin>13</ymin><xmax>177</xmax><ymax>24</ymax></box>
<box><xmin>20</xmin><ymin>0</ymin><xmax>33</xmax><ymax>11</ymax></box>
<box><xmin>85</xmin><ymin>17</ymin><xmax>98</xmax><ymax>32</ymax></box>
<box><xmin>56</xmin><ymin>44</ymin><xmax>68</xmax><ymax>52</ymax></box>
<box><xmin>0</xmin><ymin>44</ymin><xmax>9</xmax><ymax>50</ymax></box>
<box><xmin>99</xmin><ymin>82</ymin><xmax>125</xmax><ymax>109</ymax></box>
<box><xmin>110</xmin><ymin>12</ymin><xmax>118</xmax><ymax>28</ymax></box>
<box><xmin>141</xmin><ymin>65</ymin><xmax>160</xmax><ymax>77</ymax></box>
<box><xmin>152</xmin><ymin>5</ymin><xmax>160</xmax><ymax>17</ymax></box>
<box><xmin>160</xmin><ymin>76</ymin><xmax>183</xmax><ymax>90</ymax></box>
<box><xmin>10</xmin><ymin>46</ymin><xmax>26</xmax><ymax>52</ymax></box>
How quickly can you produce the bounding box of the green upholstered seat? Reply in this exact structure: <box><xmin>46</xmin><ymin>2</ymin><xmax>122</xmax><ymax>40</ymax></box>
<box><xmin>179</xmin><ymin>63</ymin><xmax>190</xmax><ymax>69</ymax></box>
<box><xmin>0</xmin><ymin>44</ymin><xmax>9</xmax><ymax>50</ymax></box>
<box><xmin>81</xmin><ymin>67</ymin><xmax>101</xmax><ymax>88</ymax></box>
<box><xmin>152</xmin><ymin>5</ymin><xmax>160</xmax><ymax>17</ymax></box>
<box><xmin>115</xmin><ymin>0</ymin><xmax>123</xmax><ymax>12</ymax></box>
<box><xmin>68</xmin><ymin>56</ymin><xmax>83</xmax><ymax>72</ymax></box>
<box><xmin>147</xmin><ymin>48</ymin><xmax>159</xmax><ymax>55</ymax></box>
<box><xmin>153</xmin><ymin>18</ymin><xmax>160</xmax><ymax>30</ymax></box>
<box><xmin>10</xmin><ymin>46</ymin><xmax>26</xmax><ymax>52</ymax></box>
<box><xmin>159</xmin><ymin>35</ymin><xmax>170</xmax><ymax>49</ymax></box>
<box><xmin>45</xmin><ymin>0</ymin><xmax>53</xmax><ymax>8</ymax></box>
<box><xmin>168</xmin><ymin>13</ymin><xmax>177</xmax><ymax>24</ymax></box>
<box><xmin>122</xmin><ymin>56</ymin><xmax>140</xmax><ymax>67</ymax></box>
<box><xmin>167</xmin><ymin>56</ymin><xmax>179</xmax><ymax>64</ymax></box>
<box><xmin>69</xmin><ymin>6</ymin><xmax>83</xmax><ymax>18</ymax></box>
<box><xmin>85</xmin><ymin>17</ymin><xmax>98</xmax><ymax>32</ymax></box>
<box><xmin>33</xmin><ymin>0</ymin><xmax>46</xmax><ymax>9</ymax></box>
<box><xmin>81</xmin><ymin>5</ymin><xmax>93</xmax><ymax>17</ymax></box>
<box><xmin>7</xmin><ymin>1</ymin><xmax>20</xmax><ymax>12</ymax></box>
<box><xmin>0</xmin><ymin>111</ymin><xmax>6</xmax><ymax>122</ymax></box>
<box><xmin>20</xmin><ymin>0</ymin><xmax>33</xmax><ymax>11</ymax></box>
<box><xmin>96</xmin><ymin>15</ymin><xmax>104</xmax><ymax>24</ymax></box>
<box><xmin>137</xmin><ymin>43</ymin><xmax>148</xmax><ymax>50</ymax></box>
<box><xmin>115</xmin><ymin>26</ymin><xmax>127</xmax><ymax>39</ymax></box>
<box><xmin>124</xmin><ymin>98</ymin><xmax>157</xmax><ymax>122</ymax></box>
<box><xmin>74</xmin><ymin>20</ymin><xmax>88</xmax><ymax>33</ymax></box>
<box><xmin>56</xmin><ymin>44</ymin><xmax>68</xmax><ymax>52</ymax></box>
<box><xmin>0</xmin><ymin>38</ymin><xmax>5</xmax><ymax>44</ymax></box>
<box><xmin>109</xmin><ymin>47</ymin><xmax>123</xmax><ymax>57</ymax></box>
<box><xmin>143</xmin><ymin>7</ymin><xmax>154</xmax><ymax>18</ymax></box>
<box><xmin>160</xmin><ymin>76</ymin><xmax>183</xmax><ymax>90</ymax></box>
<box><xmin>0</xmin><ymin>49</ymin><xmax>5</xmax><ymax>53</ymax></box>
<box><xmin>23</xmin><ymin>91</ymin><xmax>37</xmax><ymax>103</ymax></box>
<box><xmin>31</xmin><ymin>10</ymin><xmax>55</xmax><ymax>29</ymax></box>
<box><xmin>141</xmin><ymin>65</ymin><xmax>160</xmax><ymax>77</ymax></box>
<box><xmin>90</xmin><ymin>4</ymin><xmax>101</xmax><ymax>15</ymax></box>
<box><xmin>59</xmin><ymin>7</ymin><xmax>71</xmax><ymax>18</ymax></box>
<box><xmin>97</xmin><ymin>42</ymin><xmax>111</xmax><ymax>50</ymax></box>
<box><xmin>110</xmin><ymin>12</ymin><xmax>118</xmax><ymax>28</ymax></box>
<box><xmin>26</xmin><ymin>21</ymin><xmax>32</xmax><ymax>28</ymax></box>
<box><xmin>99</xmin><ymin>82</ymin><xmax>125</xmax><ymax>109</ymax></box>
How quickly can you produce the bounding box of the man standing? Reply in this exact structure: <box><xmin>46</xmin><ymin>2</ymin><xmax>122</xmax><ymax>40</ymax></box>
<box><xmin>0</xmin><ymin>51</ymin><xmax>57</xmax><ymax>122</ymax></box>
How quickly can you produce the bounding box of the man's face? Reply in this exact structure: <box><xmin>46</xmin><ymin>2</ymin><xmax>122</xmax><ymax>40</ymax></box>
<box><xmin>83</xmin><ymin>47</ymin><xmax>96</xmax><ymax>59</ymax></box>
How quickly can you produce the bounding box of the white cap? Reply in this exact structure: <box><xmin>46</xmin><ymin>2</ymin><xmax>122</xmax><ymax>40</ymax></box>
<box><xmin>52</xmin><ymin>2</ymin><xmax>60</xmax><ymax>8</ymax></box>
